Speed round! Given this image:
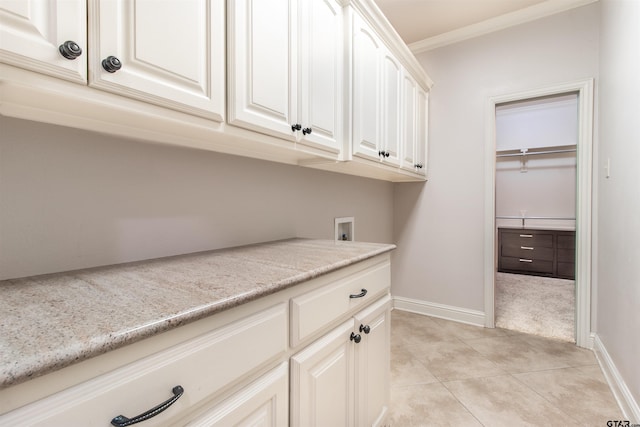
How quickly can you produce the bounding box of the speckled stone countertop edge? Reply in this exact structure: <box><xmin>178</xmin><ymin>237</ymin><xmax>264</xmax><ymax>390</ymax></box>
<box><xmin>0</xmin><ymin>239</ymin><xmax>395</xmax><ymax>389</ymax></box>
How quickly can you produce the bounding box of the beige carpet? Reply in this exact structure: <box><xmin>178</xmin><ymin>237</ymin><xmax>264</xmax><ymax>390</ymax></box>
<box><xmin>495</xmin><ymin>272</ymin><xmax>575</xmax><ymax>342</ymax></box>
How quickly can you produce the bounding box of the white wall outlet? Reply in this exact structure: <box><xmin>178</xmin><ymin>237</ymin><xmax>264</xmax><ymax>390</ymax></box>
<box><xmin>335</xmin><ymin>217</ymin><xmax>355</xmax><ymax>241</ymax></box>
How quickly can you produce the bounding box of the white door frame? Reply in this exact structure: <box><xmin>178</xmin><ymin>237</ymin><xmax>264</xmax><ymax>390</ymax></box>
<box><xmin>483</xmin><ymin>79</ymin><xmax>594</xmax><ymax>348</ymax></box>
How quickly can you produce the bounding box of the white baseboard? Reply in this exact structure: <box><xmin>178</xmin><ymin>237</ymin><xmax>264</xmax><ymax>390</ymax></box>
<box><xmin>593</xmin><ymin>334</ymin><xmax>640</xmax><ymax>423</ymax></box>
<box><xmin>392</xmin><ymin>296</ymin><xmax>485</xmax><ymax>327</ymax></box>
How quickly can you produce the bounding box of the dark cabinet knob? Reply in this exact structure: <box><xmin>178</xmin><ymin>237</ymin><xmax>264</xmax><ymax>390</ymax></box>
<box><xmin>102</xmin><ymin>56</ymin><xmax>122</xmax><ymax>73</ymax></box>
<box><xmin>385</xmin><ymin>151</ymin><xmax>390</xmax><ymax>158</ymax></box>
<box><xmin>302</xmin><ymin>127</ymin><xmax>312</xmax><ymax>135</ymax></box>
<box><xmin>350</xmin><ymin>332</ymin><xmax>361</xmax><ymax>343</ymax></box>
<box><xmin>359</xmin><ymin>324</ymin><xmax>370</xmax><ymax>334</ymax></box>
<box><xmin>59</xmin><ymin>40</ymin><xmax>82</xmax><ymax>60</ymax></box>
<box><xmin>415</xmin><ymin>163</ymin><xmax>424</xmax><ymax>169</ymax></box>
<box><xmin>291</xmin><ymin>124</ymin><xmax>302</xmax><ymax>132</ymax></box>
<box><xmin>378</xmin><ymin>150</ymin><xmax>384</xmax><ymax>157</ymax></box>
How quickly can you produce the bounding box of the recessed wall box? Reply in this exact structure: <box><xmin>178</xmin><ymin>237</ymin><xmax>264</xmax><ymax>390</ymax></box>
<box><xmin>334</xmin><ymin>217</ymin><xmax>355</xmax><ymax>241</ymax></box>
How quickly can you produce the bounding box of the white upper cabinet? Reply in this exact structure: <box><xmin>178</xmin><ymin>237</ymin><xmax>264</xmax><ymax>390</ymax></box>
<box><xmin>401</xmin><ymin>71</ymin><xmax>427</xmax><ymax>175</ymax></box>
<box><xmin>88</xmin><ymin>0</ymin><xmax>225</xmax><ymax>121</ymax></box>
<box><xmin>229</xmin><ymin>0</ymin><xmax>343</xmax><ymax>155</ymax></box>
<box><xmin>352</xmin><ymin>12</ymin><xmax>382</xmax><ymax>161</ymax></box>
<box><xmin>228</xmin><ymin>0</ymin><xmax>295</xmax><ymax>138</ymax></box>
<box><xmin>381</xmin><ymin>49</ymin><xmax>401</xmax><ymax>166</ymax></box>
<box><xmin>401</xmin><ymin>72</ymin><xmax>417</xmax><ymax>171</ymax></box>
<box><xmin>0</xmin><ymin>0</ymin><xmax>430</xmax><ymax>182</ymax></box>
<box><xmin>298</xmin><ymin>0</ymin><xmax>344</xmax><ymax>153</ymax></box>
<box><xmin>352</xmin><ymin>12</ymin><xmax>401</xmax><ymax>167</ymax></box>
<box><xmin>415</xmin><ymin>87</ymin><xmax>429</xmax><ymax>176</ymax></box>
<box><xmin>0</xmin><ymin>0</ymin><xmax>87</xmax><ymax>83</ymax></box>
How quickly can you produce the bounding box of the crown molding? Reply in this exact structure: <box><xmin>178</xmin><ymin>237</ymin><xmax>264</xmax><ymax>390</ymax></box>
<box><xmin>409</xmin><ymin>0</ymin><xmax>598</xmax><ymax>54</ymax></box>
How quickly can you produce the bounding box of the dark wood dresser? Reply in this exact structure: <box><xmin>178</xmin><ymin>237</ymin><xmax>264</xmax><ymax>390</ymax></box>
<box><xmin>498</xmin><ymin>228</ymin><xmax>575</xmax><ymax>279</ymax></box>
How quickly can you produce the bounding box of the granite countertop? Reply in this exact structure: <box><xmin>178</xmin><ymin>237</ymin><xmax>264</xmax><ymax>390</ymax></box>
<box><xmin>0</xmin><ymin>239</ymin><xmax>395</xmax><ymax>389</ymax></box>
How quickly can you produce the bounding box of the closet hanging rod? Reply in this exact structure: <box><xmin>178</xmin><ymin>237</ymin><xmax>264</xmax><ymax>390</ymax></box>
<box><xmin>496</xmin><ymin>146</ymin><xmax>576</xmax><ymax>158</ymax></box>
<box><xmin>496</xmin><ymin>216</ymin><xmax>576</xmax><ymax>220</ymax></box>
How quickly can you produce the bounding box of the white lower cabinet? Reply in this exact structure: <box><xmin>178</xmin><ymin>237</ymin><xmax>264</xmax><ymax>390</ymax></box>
<box><xmin>354</xmin><ymin>295</ymin><xmax>391</xmax><ymax>427</ymax></box>
<box><xmin>0</xmin><ymin>303</ymin><xmax>288</xmax><ymax>427</ymax></box>
<box><xmin>185</xmin><ymin>362</ymin><xmax>289</xmax><ymax>427</ymax></box>
<box><xmin>290</xmin><ymin>295</ymin><xmax>391</xmax><ymax>427</ymax></box>
<box><xmin>0</xmin><ymin>255</ymin><xmax>391</xmax><ymax>427</ymax></box>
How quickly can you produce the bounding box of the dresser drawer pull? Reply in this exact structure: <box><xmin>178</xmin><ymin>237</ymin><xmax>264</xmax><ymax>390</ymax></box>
<box><xmin>519</xmin><ymin>259</ymin><xmax>533</xmax><ymax>263</ymax></box>
<box><xmin>349</xmin><ymin>288</ymin><xmax>368</xmax><ymax>299</ymax></box>
<box><xmin>519</xmin><ymin>234</ymin><xmax>533</xmax><ymax>238</ymax></box>
<box><xmin>111</xmin><ymin>385</ymin><xmax>184</xmax><ymax>427</ymax></box>
<box><xmin>520</xmin><ymin>246</ymin><xmax>534</xmax><ymax>250</ymax></box>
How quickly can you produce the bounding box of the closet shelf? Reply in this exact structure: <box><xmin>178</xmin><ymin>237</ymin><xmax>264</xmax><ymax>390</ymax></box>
<box><xmin>496</xmin><ymin>216</ymin><xmax>575</xmax><ymax>228</ymax></box>
<box><xmin>495</xmin><ymin>145</ymin><xmax>576</xmax><ymax>158</ymax></box>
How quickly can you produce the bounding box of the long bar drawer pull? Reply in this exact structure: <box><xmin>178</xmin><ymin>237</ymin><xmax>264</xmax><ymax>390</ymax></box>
<box><xmin>519</xmin><ymin>259</ymin><xmax>533</xmax><ymax>263</ymax></box>
<box><xmin>519</xmin><ymin>234</ymin><xmax>533</xmax><ymax>238</ymax></box>
<box><xmin>349</xmin><ymin>288</ymin><xmax>368</xmax><ymax>298</ymax></box>
<box><xmin>521</xmin><ymin>246</ymin><xmax>534</xmax><ymax>250</ymax></box>
<box><xmin>111</xmin><ymin>385</ymin><xmax>184</xmax><ymax>426</ymax></box>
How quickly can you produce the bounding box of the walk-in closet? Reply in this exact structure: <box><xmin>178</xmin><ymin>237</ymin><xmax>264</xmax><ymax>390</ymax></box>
<box><xmin>494</xmin><ymin>93</ymin><xmax>578</xmax><ymax>342</ymax></box>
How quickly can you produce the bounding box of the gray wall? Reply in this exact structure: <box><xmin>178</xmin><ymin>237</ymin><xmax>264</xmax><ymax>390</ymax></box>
<box><xmin>0</xmin><ymin>117</ymin><xmax>394</xmax><ymax>280</ymax></box>
<box><xmin>596</xmin><ymin>0</ymin><xmax>640</xmax><ymax>411</ymax></box>
<box><xmin>392</xmin><ymin>4</ymin><xmax>599</xmax><ymax>311</ymax></box>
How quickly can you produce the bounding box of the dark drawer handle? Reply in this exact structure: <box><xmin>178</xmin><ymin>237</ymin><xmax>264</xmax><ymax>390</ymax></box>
<box><xmin>349</xmin><ymin>288</ymin><xmax>368</xmax><ymax>299</ymax></box>
<box><xmin>111</xmin><ymin>385</ymin><xmax>184</xmax><ymax>427</ymax></box>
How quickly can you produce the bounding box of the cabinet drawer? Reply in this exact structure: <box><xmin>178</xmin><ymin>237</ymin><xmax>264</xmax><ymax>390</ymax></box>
<box><xmin>501</xmin><ymin>231</ymin><xmax>553</xmax><ymax>248</ymax></box>
<box><xmin>290</xmin><ymin>261</ymin><xmax>390</xmax><ymax>347</ymax></box>
<box><xmin>501</xmin><ymin>245</ymin><xmax>554</xmax><ymax>261</ymax></box>
<box><xmin>1</xmin><ymin>304</ymin><xmax>288</xmax><ymax>426</ymax></box>
<box><xmin>557</xmin><ymin>248</ymin><xmax>575</xmax><ymax>263</ymax></box>
<box><xmin>500</xmin><ymin>256</ymin><xmax>553</xmax><ymax>274</ymax></box>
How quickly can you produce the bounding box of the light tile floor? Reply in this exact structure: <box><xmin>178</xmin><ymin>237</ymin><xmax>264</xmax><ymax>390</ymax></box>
<box><xmin>389</xmin><ymin>310</ymin><xmax>623</xmax><ymax>426</ymax></box>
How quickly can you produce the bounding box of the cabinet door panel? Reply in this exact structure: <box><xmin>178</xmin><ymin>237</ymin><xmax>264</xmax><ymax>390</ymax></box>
<box><xmin>0</xmin><ymin>0</ymin><xmax>86</xmax><ymax>83</ymax></box>
<box><xmin>354</xmin><ymin>296</ymin><xmax>390</xmax><ymax>427</ymax></box>
<box><xmin>290</xmin><ymin>320</ymin><xmax>355</xmax><ymax>427</ymax></box>
<box><xmin>352</xmin><ymin>14</ymin><xmax>381</xmax><ymax>161</ymax></box>
<box><xmin>401</xmin><ymin>73</ymin><xmax>417</xmax><ymax>171</ymax></box>
<box><xmin>415</xmin><ymin>88</ymin><xmax>428</xmax><ymax>175</ymax></box>
<box><xmin>89</xmin><ymin>0</ymin><xmax>224</xmax><ymax>120</ymax></box>
<box><xmin>228</xmin><ymin>0</ymin><xmax>296</xmax><ymax>138</ymax></box>
<box><xmin>299</xmin><ymin>0</ymin><xmax>342</xmax><ymax>153</ymax></box>
<box><xmin>186</xmin><ymin>362</ymin><xmax>289</xmax><ymax>427</ymax></box>
<box><xmin>381</xmin><ymin>51</ymin><xmax>401</xmax><ymax>166</ymax></box>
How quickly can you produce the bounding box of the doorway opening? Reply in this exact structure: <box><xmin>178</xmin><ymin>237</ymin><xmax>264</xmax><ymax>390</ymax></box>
<box><xmin>494</xmin><ymin>93</ymin><xmax>578</xmax><ymax>342</ymax></box>
<box><xmin>483</xmin><ymin>79</ymin><xmax>594</xmax><ymax>349</ymax></box>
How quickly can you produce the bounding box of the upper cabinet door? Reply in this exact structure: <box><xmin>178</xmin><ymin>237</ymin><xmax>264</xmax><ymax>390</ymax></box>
<box><xmin>0</xmin><ymin>0</ymin><xmax>87</xmax><ymax>83</ymax></box>
<box><xmin>228</xmin><ymin>0</ymin><xmax>297</xmax><ymax>139</ymax></box>
<box><xmin>381</xmin><ymin>50</ymin><xmax>401</xmax><ymax>166</ymax></box>
<box><xmin>352</xmin><ymin>14</ymin><xmax>382</xmax><ymax>161</ymax></box>
<box><xmin>401</xmin><ymin>72</ymin><xmax>417</xmax><ymax>172</ymax></box>
<box><xmin>415</xmin><ymin>87</ymin><xmax>429</xmax><ymax>176</ymax></box>
<box><xmin>88</xmin><ymin>0</ymin><xmax>225</xmax><ymax>121</ymax></box>
<box><xmin>298</xmin><ymin>0</ymin><xmax>343</xmax><ymax>153</ymax></box>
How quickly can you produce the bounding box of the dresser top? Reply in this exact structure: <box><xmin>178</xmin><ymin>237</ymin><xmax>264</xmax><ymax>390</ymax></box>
<box><xmin>0</xmin><ymin>239</ymin><xmax>395</xmax><ymax>388</ymax></box>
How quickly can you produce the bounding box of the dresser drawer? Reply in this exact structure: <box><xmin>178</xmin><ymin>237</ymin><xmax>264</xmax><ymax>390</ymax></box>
<box><xmin>290</xmin><ymin>260</ymin><xmax>390</xmax><ymax>347</ymax></box>
<box><xmin>501</xmin><ymin>245</ymin><xmax>554</xmax><ymax>261</ymax></box>
<box><xmin>1</xmin><ymin>304</ymin><xmax>288</xmax><ymax>426</ymax></box>
<box><xmin>557</xmin><ymin>234</ymin><xmax>575</xmax><ymax>249</ymax></box>
<box><xmin>501</xmin><ymin>231</ymin><xmax>554</xmax><ymax>248</ymax></box>
<box><xmin>499</xmin><ymin>256</ymin><xmax>553</xmax><ymax>275</ymax></box>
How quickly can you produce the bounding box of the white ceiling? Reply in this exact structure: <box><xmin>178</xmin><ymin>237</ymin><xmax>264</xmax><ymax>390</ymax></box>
<box><xmin>374</xmin><ymin>0</ymin><xmax>598</xmax><ymax>52</ymax></box>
